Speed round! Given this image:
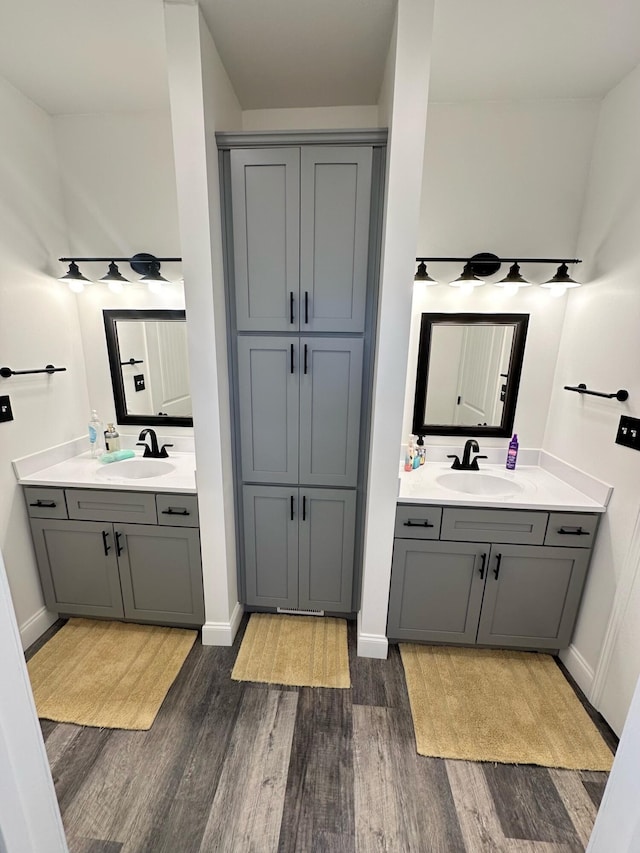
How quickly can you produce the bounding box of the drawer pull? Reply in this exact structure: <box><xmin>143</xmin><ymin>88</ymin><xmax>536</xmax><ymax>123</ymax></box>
<box><xmin>479</xmin><ymin>553</ymin><xmax>487</xmax><ymax>580</ymax></box>
<box><xmin>557</xmin><ymin>526</ymin><xmax>590</xmax><ymax>536</ymax></box>
<box><xmin>102</xmin><ymin>530</ymin><xmax>111</xmax><ymax>556</ymax></box>
<box><xmin>289</xmin><ymin>291</ymin><xmax>294</xmax><ymax>324</ymax></box>
<box><xmin>494</xmin><ymin>553</ymin><xmax>502</xmax><ymax>580</ymax></box>
<box><xmin>403</xmin><ymin>519</ymin><xmax>434</xmax><ymax>528</ymax></box>
<box><xmin>30</xmin><ymin>499</ymin><xmax>56</xmax><ymax>508</ymax></box>
<box><xmin>162</xmin><ymin>507</ymin><xmax>190</xmax><ymax>516</ymax></box>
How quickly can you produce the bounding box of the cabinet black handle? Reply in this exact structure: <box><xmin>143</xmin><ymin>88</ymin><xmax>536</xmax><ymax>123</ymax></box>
<box><xmin>479</xmin><ymin>552</ymin><xmax>487</xmax><ymax>580</ymax></box>
<box><xmin>494</xmin><ymin>553</ymin><xmax>502</xmax><ymax>580</ymax></box>
<box><xmin>162</xmin><ymin>508</ymin><xmax>190</xmax><ymax>516</ymax></box>
<box><xmin>290</xmin><ymin>343</ymin><xmax>294</xmax><ymax>374</ymax></box>
<box><xmin>558</xmin><ymin>526</ymin><xmax>590</xmax><ymax>536</ymax></box>
<box><xmin>115</xmin><ymin>531</ymin><xmax>123</xmax><ymax>557</ymax></box>
<box><xmin>30</xmin><ymin>499</ymin><xmax>56</xmax><ymax>508</ymax></box>
<box><xmin>304</xmin><ymin>343</ymin><xmax>308</xmax><ymax>374</ymax></box>
<box><xmin>403</xmin><ymin>519</ymin><xmax>434</xmax><ymax>528</ymax></box>
<box><xmin>290</xmin><ymin>495</ymin><xmax>294</xmax><ymax>521</ymax></box>
<box><xmin>289</xmin><ymin>291</ymin><xmax>294</xmax><ymax>324</ymax></box>
<box><xmin>102</xmin><ymin>530</ymin><xmax>111</xmax><ymax>556</ymax></box>
<box><xmin>303</xmin><ymin>495</ymin><xmax>307</xmax><ymax>521</ymax></box>
<box><xmin>304</xmin><ymin>291</ymin><xmax>309</xmax><ymax>324</ymax></box>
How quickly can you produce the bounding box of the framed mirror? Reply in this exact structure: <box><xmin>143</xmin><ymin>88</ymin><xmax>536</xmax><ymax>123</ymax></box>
<box><xmin>412</xmin><ymin>312</ymin><xmax>529</xmax><ymax>438</ymax></box>
<box><xmin>103</xmin><ymin>309</ymin><xmax>193</xmax><ymax>427</ymax></box>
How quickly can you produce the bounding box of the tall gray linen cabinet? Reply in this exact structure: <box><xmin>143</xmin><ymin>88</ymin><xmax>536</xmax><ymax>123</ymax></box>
<box><xmin>218</xmin><ymin>132</ymin><xmax>386</xmax><ymax>614</ymax></box>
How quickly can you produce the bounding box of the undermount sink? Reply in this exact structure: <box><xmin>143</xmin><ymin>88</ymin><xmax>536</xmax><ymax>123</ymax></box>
<box><xmin>95</xmin><ymin>458</ymin><xmax>175</xmax><ymax>480</ymax></box>
<box><xmin>436</xmin><ymin>471</ymin><xmax>524</xmax><ymax>497</ymax></box>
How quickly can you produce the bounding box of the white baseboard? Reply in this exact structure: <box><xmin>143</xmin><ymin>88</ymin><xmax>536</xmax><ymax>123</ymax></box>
<box><xmin>201</xmin><ymin>601</ymin><xmax>244</xmax><ymax>646</ymax></box>
<box><xmin>19</xmin><ymin>607</ymin><xmax>58</xmax><ymax>651</ymax></box>
<box><xmin>560</xmin><ymin>643</ymin><xmax>595</xmax><ymax>698</ymax></box>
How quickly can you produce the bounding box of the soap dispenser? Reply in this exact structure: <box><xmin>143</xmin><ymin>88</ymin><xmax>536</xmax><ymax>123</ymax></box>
<box><xmin>104</xmin><ymin>423</ymin><xmax>121</xmax><ymax>452</ymax></box>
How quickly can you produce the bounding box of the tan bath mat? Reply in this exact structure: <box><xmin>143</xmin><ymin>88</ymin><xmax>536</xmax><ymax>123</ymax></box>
<box><xmin>27</xmin><ymin>618</ymin><xmax>197</xmax><ymax>730</ymax></box>
<box><xmin>400</xmin><ymin>644</ymin><xmax>613</xmax><ymax>770</ymax></box>
<box><xmin>232</xmin><ymin>613</ymin><xmax>350</xmax><ymax>688</ymax></box>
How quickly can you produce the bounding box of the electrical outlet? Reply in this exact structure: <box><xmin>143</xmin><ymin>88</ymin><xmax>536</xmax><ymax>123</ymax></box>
<box><xmin>0</xmin><ymin>395</ymin><xmax>13</xmax><ymax>423</ymax></box>
<box><xmin>134</xmin><ymin>374</ymin><xmax>145</xmax><ymax>392</ymax></box>
<box><xmin>615</xmin><ymin>415</ymin><xmax>640</xmax><ymax>451</ymax></box>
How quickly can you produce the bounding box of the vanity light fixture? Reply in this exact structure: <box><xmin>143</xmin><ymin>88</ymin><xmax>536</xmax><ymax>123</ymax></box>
<box><xmin>414</xmin><ymin>253</ymin><xmax>582</xmax><ymax>296</ymax></box>
<box><xmin>57</xmin><ymin>253</ymin><xmax>182</xmax><ymax>291</ymax></box>
<box><xmin>100</xmin><ymin>261</ymin><xmax>130</xmax><ymax>294</ymax></box>
<box><xmin>58</xmin><ymin>261</ymin><xmax>91</xmax><ymax>293</ymax></box>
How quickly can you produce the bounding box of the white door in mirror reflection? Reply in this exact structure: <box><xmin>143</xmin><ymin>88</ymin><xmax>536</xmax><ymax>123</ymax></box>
<box><xmin>121</xmin><ymin>320</ymin><xmax>192</xmax><ymax>417</ymax></box>
<box><xmin>425</xmin><ymin>325</ymin><xmax>513</xmax><ymax>427</ymax></box>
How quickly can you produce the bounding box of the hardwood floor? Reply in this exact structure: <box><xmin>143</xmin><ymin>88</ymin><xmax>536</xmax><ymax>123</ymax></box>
<box><xmin>27</xmin><ymin>618</ymin><xmax>615</xmax><ymax>853</ymax></box>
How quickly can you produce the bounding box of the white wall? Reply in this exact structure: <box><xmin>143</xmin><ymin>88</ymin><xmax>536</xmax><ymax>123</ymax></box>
<box><xmin>53</xmin><ymin>112</ymin><xmax>186</xmax><ymax>435</ymax></box>
<box><xmin>242</xmin><ymin>105</ymin><xmax>380</xmax><ymax>131</ymax></box>
<box><xmin>0</xmin><ymin>76</ymin><xmax>89</xmax><ymax>645</ymax></box>
<box><xmin>401</xmin><ymin>99</ymin><xmax>600</xmax><ymax>449</ymax></box>
<box><xmin>164</xmin><ymin>2</ymin><xmax>243</xmax><ymax>644</ymax></box>
<box><xmin>544</xmin><ymin>62</ymin><xmax>640</xmax><ymax>735</ymax></box>
<box><xmin>358</xmin><ymin>0</ymin><xmax>434</xmax><ymax>657</ymax></box>
<box><xmin>0</xmin><ymin>547</ymin><xmax>67</xmax><ymax>852</ymax></box>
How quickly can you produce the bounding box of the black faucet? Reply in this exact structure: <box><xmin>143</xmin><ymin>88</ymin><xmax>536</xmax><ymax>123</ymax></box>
<box><xmin>447</xmin><ymin>439</ymin><xmax>488</xmax><ymax>471</ymax></box>
<box><xmin>137</xmin><ymin>428</ymin><xmax>173</xmax><ymax>459</ymax></box>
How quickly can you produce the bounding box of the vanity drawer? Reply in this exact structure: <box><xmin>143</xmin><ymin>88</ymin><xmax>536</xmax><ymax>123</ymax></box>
<box><xmin>544</xmin><ymin>513</ymin><xmax>599</xmax><ymax>548</ymax></box>
<box><xmin>395</xmin><ymin>505</ymin><xmax>442</xmax><ymax>539</ymax></box>
<box><xmin>25</xmin><ymin>487</ymin><xmax>68</xmax><ymax>519</ymax></box>
<box><xmin>65</xmin><ymin>489</ymin><xmax>157</xmax><ymax>524</ymax></box>
<box><xmin>441</xmin><ymin>508</ymin><xmax>548</xmax><ymax>545</ymax></box>
<box><xmin>156</xmin><ymin>494</ymin><xmax>199</xmax><ymax>528</ymax></box>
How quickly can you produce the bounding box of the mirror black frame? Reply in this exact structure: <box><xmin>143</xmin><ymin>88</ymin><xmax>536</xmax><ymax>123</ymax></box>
<box><xmin>412</xmin><ymin>312</ymin><xmax>529</xmax><ymax>438</ymax></box>
<box><xmin>103</xmin><ymin>309</ymin><xmax>193</xmax><ymax>428</ymax></box>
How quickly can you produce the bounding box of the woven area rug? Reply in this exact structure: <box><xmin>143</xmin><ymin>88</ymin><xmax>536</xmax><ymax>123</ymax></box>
<box><xmin>231</xmin><ymin>613</ymin><xmax>350</xmax><ymax>688</ymax></box>
<box><xmin>400</xmin><ymin>644</ymin><xmax>613</xmax><ymax>770</ymax></box>
<box><xmin>28</xmin><ymin>618</ymin><xmax>197</xmax><ymax>730</ymax></box>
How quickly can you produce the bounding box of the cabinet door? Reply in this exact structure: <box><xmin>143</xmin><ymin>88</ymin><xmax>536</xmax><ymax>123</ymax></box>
<box><xmin>116</xmin><ymin>524</ymin><xmax>204</xmax><ymax>626</ymax></box>
<box><xmin>387</xmin><ymin>540</ymin><xmax>487</xmax><ymax>643</ymax></box>
<box><xmin>30</xmin><ymin>519</ymin><xmax>124</xmax><ymax>618</ymax></box>
<box><xmin>299</xmin><ymin>337</ymin><xmax>363</xmax><ymax>487</ymax></box>
<box><xmin>237</xmin><ymin>336</ymin><xmax>299</xmax><ymax>483</ymax></box>
<box><xmin>298</xmin><ymin>488</ymin><xmax>356</xmax><ymax>613</ymax></box>
<box><xmin>231</xmin><ymin>148</ymin><xmax>300</xmax><ymax>331</ymax></box>
<box><xmin>477</xmin><ymin>545</ymin><xmax>591</xmax><ymax>649</ymax></box>
<box><xmin>300</xmin><ymin>147</ymin><xmax>372</xmax><ymax>332</ymax></box>
<box><xmin>243</xmin><ymin>486</ymin><xmax>298</xmax><ymax>608</ymax></box>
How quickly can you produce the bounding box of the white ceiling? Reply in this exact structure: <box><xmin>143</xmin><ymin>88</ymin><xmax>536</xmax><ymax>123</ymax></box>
<box><xmin>0</xmin><ymin>0</ymin><xmax>639</xmax><ymax>115</ymax></box>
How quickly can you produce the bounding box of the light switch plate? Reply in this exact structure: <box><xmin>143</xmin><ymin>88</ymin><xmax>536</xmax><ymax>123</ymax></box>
<box><xmin>134</xmin><ymin>374</ymin><xmax>145</xmax><ymax>392</ymax></box>
<box><xmin>616</xmin><ymin>415</ymin><xmax>640</xmax><ymax>451</ymax></box>
<box><xmin>0</xmin><ymin>395</ymin><xmax>13</xmax><ymax>422</ymax></box>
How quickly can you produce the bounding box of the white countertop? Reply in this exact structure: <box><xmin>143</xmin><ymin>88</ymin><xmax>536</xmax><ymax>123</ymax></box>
<box><xmin>398</xmin><ymin>462</ymin><xmax>607</xmax><ymax>513</ymax></box>
<box><xmin>17</xmin><ymin>450</ymin><xmax>197</xmax><ymax>494</ymax></box>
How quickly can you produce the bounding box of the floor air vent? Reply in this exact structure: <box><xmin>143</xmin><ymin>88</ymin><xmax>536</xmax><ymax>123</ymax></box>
<box><xmin>277</xmin><ymin>607</ymin><xmax>325</xmax><ymax>617</ymax></box>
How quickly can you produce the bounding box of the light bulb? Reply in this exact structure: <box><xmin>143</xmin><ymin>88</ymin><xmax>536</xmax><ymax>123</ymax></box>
<box><xmin>459</xmin><ymin>281</ymin><xmax>475</xmax><ymax>296</ymax></box>
<box><xmin>502</xmin><ymin>283</ymin><xmax>520</xmax><ymax>297</ymax></box>
<box><xmin>68</xmin><ymin>280</ymin><xmax>85</xmax><ymax>293</ymax></box>
<box><xmin>108</xmin><ymin>280</ymin><xmax>124</xmax><ymax>294</ymax></box>
<box><xmin>549</xmin><ymin>285</ymin><xmax>567</xmax><ymax>299</ymax></box>
<box><xmin>148</xmin><ymin>280</ymin><xmax>164</xmax><ymax>294</ymax></box>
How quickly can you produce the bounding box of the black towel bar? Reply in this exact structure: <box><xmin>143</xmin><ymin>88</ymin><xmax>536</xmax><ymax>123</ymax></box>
<box><xmin>564</xmin><ymin>383</ymin><xmax>628</xmax><ymax>402</ymax></box>
<box><xmin>0</xmin><ymin>364</ymin><xmax>67</xmax><ymax>378</ymax></box>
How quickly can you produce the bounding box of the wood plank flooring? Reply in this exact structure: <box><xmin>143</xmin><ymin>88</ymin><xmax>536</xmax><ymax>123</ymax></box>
<box><xmin>27</xmin><ymin>618</ymin><xmax>615</xmax><ymax>853</ymax></box>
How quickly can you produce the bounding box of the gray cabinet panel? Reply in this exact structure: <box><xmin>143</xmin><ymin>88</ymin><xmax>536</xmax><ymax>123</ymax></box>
<box><xmin>544</xmin><ymin>513</ymin><xmax>599</xmax><ymax>548</ymax></box>
<box><xmin>300</xmin><ymin>147</ymin><xmax>371</xmax><ymax>332</ymax></box>
<box><xmin>476</xmin><ymin>545</ymin><xmax>591</xmax><ymax>649</ymax></box>
<box><xmin>299</xmin><ymin>338</ymin><xmax>363</xmax><ymax>487</ymax></box>
<box><xmin>30</xmin><ymin>519</ymin><xmax>124</xmax><ymax>618</ymax></box>
<box><xmin>387</xmin><ymin>540</ymin><xmax>486</xmax><ymax>643</ymax></box>
<box><xmin>156</xmin><ymin>494</ymin><xmax>199</xmax><ymax>528</ymax></box>
<box><xmin>243</xmin><ymin>486</ymin><xmax>298</xmax><ymax>608</ymax></box>
<box><xmin>231</xmin><ymin>148</ymin><xmax>300</xmax><ymax>331</ymax></box>
<box><xmin>394</xmin><ymin>505</ymin><xmax>442</xmax><ymax>540</ymax></box>
<box><xmin>66</xmin><ymin>489</ymin><xmax>157</xmax><ymax>524</ymax></box>
<box><xmin>117</xmin><ymin>524</ymin><xmax>204</xmax><ymax>626</ymax></box>
<box><xmin>441</xmin><ymin>507</ymin><xmax>548</xmax><ymax>545</ymax></box>
<box><xmin>237</xmin><ymin>337</ymin><xmax>299</xmax><ymax>483</ymax></box>
<box><xmin>298</xmin><ymin>488</ymin><xmax>356</xmax><ymax>612</ymax></box>
<box><xmin>25</xmin><ymin>487</ymin><xmax>68</xmax><ymax>519</ymax></box>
